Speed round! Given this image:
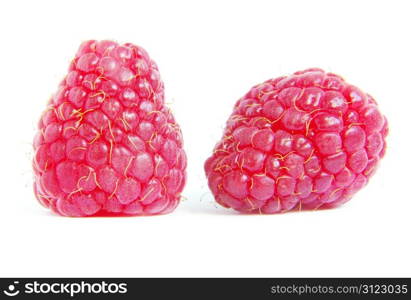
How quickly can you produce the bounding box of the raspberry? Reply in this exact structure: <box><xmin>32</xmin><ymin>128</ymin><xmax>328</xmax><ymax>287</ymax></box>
<box><xmin>204</xmin><ymin>68</ymin><xmax>388</xmax><ymax>213</ymax></box>
<box><xmin>33</xmin><ymin>40</ymin><xmax>187</xmax><ymax>217</ymax></box>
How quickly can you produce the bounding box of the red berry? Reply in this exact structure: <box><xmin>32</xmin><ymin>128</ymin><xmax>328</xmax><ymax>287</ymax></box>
<box><xmin>204</xmin><ymin>69</ymin><xmax>388</xmax><ymax>213</ymax></box>
<box><xmin>33</xmin><ymin>40</ymin><xmax>187</xmax><ymax>217</ymax></box>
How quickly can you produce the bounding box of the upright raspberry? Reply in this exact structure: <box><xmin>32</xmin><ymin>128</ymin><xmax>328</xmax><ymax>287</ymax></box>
<box><xmin>205</xmin><ymin>69</ymin><xmax>388</xmax><ymax>213</ymax></box>
<box><xmin>33</xmin><ymin>40</ymin><xmax>187</xmax><ymax>216</ymax></box>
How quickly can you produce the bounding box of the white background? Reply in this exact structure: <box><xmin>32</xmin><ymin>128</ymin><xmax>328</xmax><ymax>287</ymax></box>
<box><xmin>0</xmin><ymin>0</ymin><xmax>410</xmax><ymax>277</ymax></box>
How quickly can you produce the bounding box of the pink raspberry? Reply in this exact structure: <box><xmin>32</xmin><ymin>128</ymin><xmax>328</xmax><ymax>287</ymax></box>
<box><xmin>204</xmin><ymin>68</ymin><xmax>388</xmax><ymax>213</ymax></box>
<box><xmin>33</xmin><ymin>40</ymin><xmax>187</xmax><ymax>217</ymax></box>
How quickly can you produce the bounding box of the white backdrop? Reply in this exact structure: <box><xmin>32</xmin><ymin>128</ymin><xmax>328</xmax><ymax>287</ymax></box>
<box><xmin>0</xmin><ymin>0</ymin><xmax>410</xmax><ymax>277</ymax></box>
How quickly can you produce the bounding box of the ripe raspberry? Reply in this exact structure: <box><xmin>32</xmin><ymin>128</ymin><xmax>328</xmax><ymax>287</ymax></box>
<box><xmin>204</xmin><ymin>68</ymin><xmax>388</xmax><ymax>213</ymax></box>
<box><xmin>33</xmin><ymin>40</ymin><xmax>187</xmax><ymax>217</ymax></box>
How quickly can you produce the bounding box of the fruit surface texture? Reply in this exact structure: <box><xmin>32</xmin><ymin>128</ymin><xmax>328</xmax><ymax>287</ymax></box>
<box><xmin>205</xmin><ymin>68</ymin><xmax>388</xmax><ymax>213</ymax></box>
<box><xmin>33</xmin><ymin>40</ymin><xmax>187</xmax><ymax>216</ymax></box>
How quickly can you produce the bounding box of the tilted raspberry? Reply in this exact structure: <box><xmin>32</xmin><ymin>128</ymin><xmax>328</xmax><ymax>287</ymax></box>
<box><xmin>205</xmin><ymin>68</ymin><xmax>388</xmax><ymax>213</ymax></box>
<box><xmin>33</xmin><ymin>40</ymin><xmax>187</xmax><ymax>216</ymax></box>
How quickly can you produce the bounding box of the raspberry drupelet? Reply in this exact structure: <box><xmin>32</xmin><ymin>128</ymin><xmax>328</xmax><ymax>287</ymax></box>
<box><xmin>33</xmin><ymin>40</ymin><xmax>187</xmax><ymax>217</ymax></box>
<box><xmin>204</xmin><ymin>68</ymin><xmax>388</xmax><ymax>214</ymax></box>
